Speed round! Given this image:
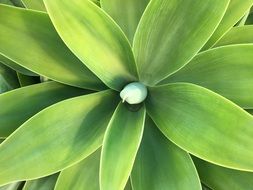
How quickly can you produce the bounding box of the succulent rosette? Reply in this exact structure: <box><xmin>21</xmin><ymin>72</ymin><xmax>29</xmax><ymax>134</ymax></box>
<box><xmin>0</xmin><ymin>0</ymin><xmax>253</xmax><ymax>189</ymax></box>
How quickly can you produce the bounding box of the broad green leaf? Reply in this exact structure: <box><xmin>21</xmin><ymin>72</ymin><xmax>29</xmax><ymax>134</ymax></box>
<box><xmin>131</xmin><ymin>117</ymin><xmax>201</xmax><ymax>190</ymax></box>
<box><xmin>133</xmin><ymin>0</ymin><xmax>229</xmax><ymax>86</ymax></box>
<box><xmin>160</xmin><ymin>45</ymin><xmax>253</xmax><ymax>109</ymax></box>
<box><xmin>101</xmin><ymin>0</ymin><xmax>149</xmax><ymax>43</ymax></box>
<box><xmin>21</xmin><ymin>0</ymin><xmax>45</xmax><ymax>11</ymax></box>
<box><xmin>203</xmin><ymin>0</ymin><xmax>253</xmax><ymax>49</ymax></box>
<box><xmin>16</xmin><ymin>73</ymin><xmax>40</xmax><ymax>87</ymax></box>
<box><xmin>23</xmin><ymin>174</ymin><xmax>58</xmax><ymax>190</ymax></box>
<box><xmin>0</xmin><ymin>63</ymin><xmax>19</xmax><ymax>93</ymax></box>
<box><xmin>0</xmin><ymin>182</ymin><xmax>22</xmax><ymax>190</ymax></box>
<box><xmin>44</xmin><ymin>0</ymin><xmax>138</xmax><ymax>91</ymax></box>
<box><xmin>0</xmin><ymin>54</ymin><xmax>36</xmax><ymax>76</ymax></box>
<box><xmin>55</xmin><ymin>150</ymin><xmax>100</xmax><ymax>190</ymax></box>
<box><xmin>215</xmin><ymin>26</ymin><xmax>253</xmax><ymax>46</ymax></box>
<box><xmin>146</xmin><ymin>83</ymin><xmax>253</xmax><ymax>171</ymax></box>
<box><xmin>0</xmin><ymin>90</ymin><xmax>118</xmax><ymax>185</ymax></box>
<box><xmin>0</xmin><ymin>5</ymin><xmax>104</xmax><ymax>90</ymax></box>
<box><xmin>193</xmin><ymin>157</ymin><xmax>253</xmax><ymax>190</ymax></box>
<box><xmin>0</xmin><ymin>81</ymin><xmax>90</xmax><ymax>138</ymax></box>
<box><xmin>100</xmin><ymin>103</ymin><xmax>145</xmax><ymax>190</ymax></box>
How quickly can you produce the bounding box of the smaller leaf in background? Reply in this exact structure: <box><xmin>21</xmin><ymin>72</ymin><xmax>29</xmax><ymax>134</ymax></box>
<box><xmin>55</xmin><ymin>150</ymin><xmax>100</xmax><ymax>190</ymax></box>
<box><xmin>23</xmin><ymin>173</ymin><xmax>58</xmax><ymax>190</ymax></box>
<box><xmin>131</xmin><ymin>117</ymin><xmax>201</xmax><ymax>190</ymax></box>
<box><xmin>215</xmin><ymin>26</ymin><xmax>253</xmax><ymax>46</ymax></box>
<box><xmin>0</xmin><ymin>182</ymin><xmax>23</xmax><ymax>190</ymax></box>
<box><xmin>245</xmin><ymin>11</ymin><xmax>253</xmax><ymax>24</ymax></box>
<box><xmin>101</xmin><ymin>0</ymin><xmax>149</xmax><ymax>43</ymax></box>
<box><xmin>10</xmin><ymin>0</ymin><xmax>24</xmax><ymax>7</ymax></box>
<box><xmin>21</xmin><ymin>0</ymin><xmax>45</xmax><ymax>11</ymax></box>
<box><xmin>100</xmin><ymin>103</ymin><xmax>145</xmax><ymax>190</ymax></box>
<box><xmin>193</xmin><ymin>157</ymin><xmax>253</xmax><ymax>190</ymax></box>
<box><xmin>0</xmin><ymin>63</ymin><xmax>19</xmax><ymax>93</ymax></box>
<box><xmin>0</xmin><ymin>0</ymin><xmax>13</xmax><ymax>5</ymax></box>
<box><xmin>17</xmin><ymin>73</ymin><xmax>40</xmax><ymax>87</ymax></box>
<box><xmin>202</xmin><ymin>0</ymin><xmax>253</xmax><ymax>49</ymax></box>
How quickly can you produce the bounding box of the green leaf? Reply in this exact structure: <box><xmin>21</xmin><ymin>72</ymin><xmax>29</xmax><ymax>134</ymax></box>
<box><xmin>0</xmin><ymin>81</ymin><xmax>90</xmax><ymax>138</ymax></box>
<box><xmin>215</xmin><ymin>26</ymin><xmax>253</xmax><ymax>46</ymax></box>
<box><xmin>131</xmin><ymin>117</ymin><xmax>201</xmax><ymax>190</ymax></box>
<box><xmin>124</xmin><ymin>180</ymin><xmax>132</xmax><ymax>190</ymax></box>
<box><xmin>0</xmin><ymin>5</ymin><xmax>104</xmax><ymax>90</ymax></box>
<box><xmin>0</xmin><ymin>63</ymin><xmax>19</xmax><ymax>93</ymax></box>
<box><xmin>146</xmin><ymin>83</ymin><xmax>253</xmax><ymax>171</ymax></box>
<box><xmin>16</xmin><ymin>73</ymin><xmax>40</xmax><ymax>87</ymax></box>
<box><xmin>10</xmin><ymin>0</ymin><xmax>24</xmax><ymax>7</ymax></box>
<box><xmin>203</xmin><ymin>0</ymin><xmax>253</xmax><ymax>49</ymax></box>
<box><xmin>0</xmin><ymin>90</ymin><xmax>118</xmax><ymax>185</ymax></box>
<box><xmin>21</xmin><ymin>0</ymin><xmax>46</xmax><ymax>11</ymax></box>
<box><xmin>193</xmin><ymin>157</ymin><xmax>253</xmax><ymax>190</ymax></box>
<box><xmin>133</xmin><ymin>0</ymin><xmax>229</xmax><ymax>86</ymax></box>
<box><xmin>247</xmin><ymin>110</ymin><xmax>253</xmax><ymax>114</ymax></box>
<box><xmin>44</xmin><ymin>0</ymin><xmax>138</xmax><ymax>91</ymax></box>
<box><xmin>101</xmin><ymin>0</ymin><xmax>149</xmax><ymax>43</ymax></box>
<box><xmin>23</xmin><ymin>174</ymin><xmax>58</xmax><ymax>190</ymax></box>
<box><xmin>100</xmin><ymin>103</ymin><xmax>145</xmax><ymax>190</ymax></box>
<box><xmin>0</xmin><ymin>54</ymin><xmax>36</xmax><ymax>76</ymax></box>
<box><xmin>55</xmin><ymin>150</ymin><xmax>100</xmax><ymax>190</ymax></box>
<box><xmin>160</xmin><ymin>45</ymin><xmax>253</xmax><ymax>109</ymax></box>
<box><xmin>0</xmin><ymin>182</ymin><xmax>22</xmax><ymax>190</ymax></box>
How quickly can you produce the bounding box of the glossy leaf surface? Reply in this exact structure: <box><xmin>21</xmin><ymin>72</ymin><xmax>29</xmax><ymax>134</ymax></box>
<box><xmin>194</xmin><ymin>157</ymin><xmax>253</xmax><ymax>190</ymax></box>
<box><xmin>101</xmin><ymin>0</ymin><xmax>149</xmax><ymax>43</ymax></box>
<box><xmin>147</xmin><ymin>83</ymin><xmax>253</xmax><ymax>171</ymax></box>
<box><xmin>0</xmin><ymin>5</ymin><xmax>104</xmax><ymax>90</ymax></box>
<box><xmin>100</xmin><ymin>103</ymin><xmax>145</xmax><ymax>190</ymax></box>
<box><xmin>0</xmin><ymin>90</ymin><xmax>119</xmax><ymax>185</ymax></box>
<box><xmin>131</xmin><ymin>118</ymin><xmax>201</xmax><ymax>190</ymax></box>
<box><xmin>133</xmin><ymin>0</ymin><xmax>229</xmax><ymax>85</ymax></box>
<box><xmin>203</xmin><ymin>0</ymin><xmax>253</xmax><ymax>49</ymax></box>
<box><xmin>162</xmin><ymin>45</ymin><xmax>253</xmax><ymax>108</ymax></box>
<box><xmin>0</xmin><ymin>81</ymin><xmax>90</xmax><ymax>138</ymax></box>
<box><xmin>44</xmin><ymin>0</ymin><xmax>138</xmax><ymax>91</ymax></box>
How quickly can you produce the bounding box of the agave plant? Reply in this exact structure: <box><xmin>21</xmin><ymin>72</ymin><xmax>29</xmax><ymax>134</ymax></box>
<box><xmin>1</xmin><ymin>0</ymin><xmax>253</xmax><ymax>190</ymax></box>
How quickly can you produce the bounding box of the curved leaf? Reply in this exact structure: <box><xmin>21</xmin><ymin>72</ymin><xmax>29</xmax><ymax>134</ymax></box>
<box><xmin>215</xmin><ymin>26</ymin><xmax>253</xmax><ymax>46</ymax></box>
<box><xmin>0</xmin><ymin>54</ymin><xmax>36</xmax><ymax>76</ymax></box>
<box><xmin>146</xmin><ymin>83</ymin><xmax>253</xmax><ymax>172</ymax></box>
<box><xmin>0</xmin><ymin>90</ymin><xmax>119</xmax><ymax>186</ymax></box>
<box><xmin>131</xmin><ymin>117</ymin><xmax>201</xmax><ymax>190</ymax></box>
<box><xmin>44</xmin><ymin>0</ymin><xmax>138</xmax><ymax>91</ymax></box>
<box><xmin>21</xmin><ymin>0</ymin><xmax>45</xmax><ymax>11</ymax></box>
<box><xmin>133</xmin><ymin>0</ymin><xmax>229</xmax><ymax>85</ymax></box>
<box><xmin>193</xmin><ymin>157</ymin><xmax>253</xmax><ymax>190</ymax></box>
<box><xmin>23</xmin><ymin>174</ymin><xmax>58</xmax><ymax>190</ymax></box>
<box><xmin>0</xmin><ymin>81</ymin><xmax>90</xmax><ymax>138</ymax></box>
<box><xmin>0</xmin><ymin>5</ymin><xmax>104</xmax><ymax>90</ymax></box>
<box><xmin>55</xmin><ymin>150</ymin><xmax>100</xmax><ymax>190</ymax></box>
<box><xmin>203</xmin><ymin>0</ymin><xmax>253</xmax><ymax>49</ymax></box>
<box><xmin>0</xmin><ymin>63</ymin><xmax>19</xmax><ymax>93</ymax></box>
<box><xmin>101</xmin><ymin>0</ymin><xmax>149</xmax><ymax>43</ymax></box>
<box><xmin>100</xmin><ymin>103</ymin><xmax>145</xmax><ymax>190</ymax></box>
<box><xmin>161</xmin><ymin>45</ymin><xmax>253</xmax><ymax>109</ymax></box>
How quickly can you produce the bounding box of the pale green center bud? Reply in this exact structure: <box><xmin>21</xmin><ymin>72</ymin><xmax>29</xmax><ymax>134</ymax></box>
<box><xmin>120</xmin><ymin>82</ymin><xmax>147</xmax><ymax>104</ymax></box>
